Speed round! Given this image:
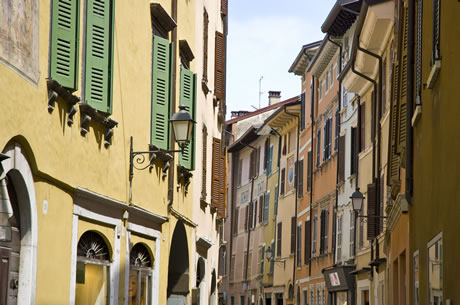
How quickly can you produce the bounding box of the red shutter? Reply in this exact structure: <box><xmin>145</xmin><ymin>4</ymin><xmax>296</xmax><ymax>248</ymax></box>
<box><xmin>214</xmin><ymin>31</ymin><xmax>225</xmax><ymax>100</ymax></box>
<box><xmin>367</xmin><ymin>183</ymin><xmax>377</xmax><ymax>240</ymax></box>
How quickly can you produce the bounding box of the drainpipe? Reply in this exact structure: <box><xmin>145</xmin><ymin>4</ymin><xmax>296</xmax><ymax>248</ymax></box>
<box><xmin>406</xmin><ymin>0</ymin><xmax>415</xmax><ymax>204</ymax></box>
<box><xmin>168</xmin><ymin>0</ymin><xmax>178</xmax><ymax>206</ymax></box>
<box><xmin>240</xmin><ymin>142</ymin><xmax>257</xmax><ymax>285</ymax></box>
<box><xmin>228</xmin><ymin>149</ymin><xmax>239</xmax><ymax>288</ymax></box>
<box><xmin>356</xmin><ymin>42</ymin><xmax>383</xmax><ymax>260</ymax></box>
<box><xmin>270</xmin><ymin>127</ymin><xmax>282</xmax><ymax>284</ymax></box>
<box><xmin>283</xmin><ymin>107</ymin><xmax>300</xmax><ymax>292</ymax></box>
<box><xmin>309</xmin><ymin>77</ymin><xmax>315</xmax><ymax>277</ymax></box>
<box><xmin>327</xmin><ymin>35</ymin><xmax>342</xmax><ymax>265</ymax></box>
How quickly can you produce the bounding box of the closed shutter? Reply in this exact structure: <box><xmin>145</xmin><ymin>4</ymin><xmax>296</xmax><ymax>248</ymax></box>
<box><xmin>201</xmin><ymin>126</ymin><xmax>208</xmax><ymax>198</ymax></box>
<box><xmin>277</xmin><ymin>223</ymin><xmax>282</xmax><ymax>257</ymax></box>
<box><xmin>389</xmin><ymin>62</ymin><xmax>400</xmax><ymax>183</ymax></box>
<box><xmin>397</xmin><ymin>7</ymin><xmax>409</xmax><ymax>154</ymax></box>
<box><xmin>323</xmin><ymin>121</ymin><xmax>326</xmax><ymax>161</ymax></box>
<box><xmin>255</xmin><ymin>147</ymin><xmax>260</xmax><ymax>176</ymax></box>
<box><xmin>274</xmin><ymin>185</ymin><xmax>279</xmax><ymax>217</ymax></box>
<box><xmin>350</xmin><ymin>127</ymin><xmax>357</xmax><ymax>175</ymax></box>
<box><xmin>291</xmin><ymin>217</ymin><xmax>296</xmax><ymax>254</ymax></box>
<box><xmin>202</xmin><ymin>9</ymin><xmax>209</xmax><ymax>82</ymax></box>
<box><xmin>249</xmin><ymin>150</ymin><xmax>256</xmax><ymax>179</ymax></box>
<box><xmin>85</xmin><ymin>0</ymin><xmax>113</xmax><ymax>113</ymax></box>
<box><xmin>151</xmin><ymin>35</ymin><xmax>171</xmax><ymax>149</ymax></box>
<box><xmin>304</xmin><ymin>220</ymin><xmax>311</xmax><ymax>263</ymax></box>
<box><xmin>307</xmin><ymin>150</ymin><xmax>312</xmax><ymax>192</ymax></box>
<box><xmin>253</xmin><ymin>200</ymin><xmax>257</xmax><ymax>229</ymax></box>
<box><xmin>263</xmin><ymin>192</ymin><xmax>269</xmax><ymax>223</ymax></box>
<box><xmin>415</xmin><ymin>0</ymin><xmax>422</xmax><ymax>101</ymax></box>
<box><xmin>316</xmin><ymin>129</ymin><xmax>321</xmax><ymax>167</ymax></box>
<box><xmin>320</xmin><ymin>211</ymin><xmax>325</xmax><ymax>254</ymax></box>
<box><xmin>179</xmin><ymin>67</ymin><xmax>196</xmax><ymax>170</ymax></box>
<box><xmin>218</xmin><ymin>150</ymin><xmax>227</xmax><ymax>218</ymax></box>
<box><xmin>297</xmin><ymin>225</ymin><xmax>302</xmax><ymax>266</ymax></box>
<box><xmin>244</xmin><ymin>205</ymin><xmax>249</xmax><ymax>231</ymax></box>
<box><xmin>338</xmin><ymin>135</ymin><xmax>345</xmax><ymax>183</ymax></box>
<box><xmin>432</xmin><ymin>0</ymin><xmax>440</xmax><ymax>62</ymax></box>
<box><xmin>301</xmin><ymin>92</ymin><xmax>306</xmax><ymax>130</ymax></box>
<box><xmin>264</xmin><ymin>139</ymin><xmax>269</xmax><ymax>170</ymax></box>
<box><xmin>382</xmin><ymin>58</ymin><xmax>387</xmax><ymax>115</ymax></box>
<box><xmin>367</xmin><ymin>183</ymin><xmax>377</xmax><ymax>240</ymax></box>
<box><xmin>233</xmin><ymin>208</ymin><xmax>239</xmax><ymax>234</ymax></box>
<box><xmin>280</xmin><ymin>169</ymin><xmax>286</xmax><ymax>195</ymax></box>
<box><xmin>214</xmin><ymin>31</ymin><xmax>225</xmax><ymax>100</ymax></box>
<box><xmin>325</xmin><ymin>210</ymin><xmax>329</xmax><ymax>252</ymax></box>
<box><xmin>211</xmin><ymin>138</ymin><xmax>221</xmax><ymax>211</ymax></box>
<box><xmin>379</xmin><ymin>175</ymin><xmax>384</xmax><ymax>234</ymax></box>
<box><xmin>50</xmin><ymin>0</ymin><xmax>79</xmax><ymax>89</ymax></box>
<box><xmin>297</xmin><ymin>159</ymin><xmax>304</xmax><ymax>198</ymax></box>
<box><xmin>221</xmin><ymin>0</ymin><xmax>228</xmax><ymax>16</ymax></box>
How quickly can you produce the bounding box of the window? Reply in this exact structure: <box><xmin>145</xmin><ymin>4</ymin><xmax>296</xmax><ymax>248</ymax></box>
<box><xmin>337</xmin><ymin>215</ymin><xmax>342</xmax><ymax>261</ymax></box>
<box><xmin>359</xmin><ymin>102</ymin><xmax>366</xmax><ymax>152</ymax></box>
<box><xmin>304</xmin><ymin>220</ymin><xmax>311</xmax><ymax>263</ymax></box>
<box><xmin>318</xmin><ymin>83</ymin><xmax>322</xmax><ymax>101</ymax></box>
<box><xmin>230</xmin><ymin>255</ymin><xmax>236</xmax><ymax>281</ymax></box>
<box><xmin>231</xmin><ymin>296</ymin><xmax>235</xmax><ymax>305</ymax></box>
<box><xmin>277</xmin><ymin>222</ymin><xmax>282</xmax><ymax>257</ymax></box>
<box><xmin>240</xmin><ymin>295</ymin><xmax>245</xmax><ymax>305</ymax></box>
<box><xmin>280</xmin><ymin>169</ymin><xmax>286</xmax><ymax>195</ymax></box>
<box><xmin>247</xmin><ymin>251</ymin><xmax>252</xmax><ymax>279</ymax></box>
<box><xmin>251</xmin><ymin>200</ymin><xmax>257</xmax><ymax>229</ymax></box>
<box><xmin>233</xmin><ymin>208</ymin><xmax>239</xmax><ymax>235</ymax></box>
<box><xmin>428</xmin><ymin>234</ymin><xmax>442</xmax><ymax>305</ymax></box>
<box><xmin>263</xmin><ymin>191</ymin><xmax>270</xmax><ymax>224</ymax></box>
<box><xmin>266</xmin><ymin>145</ymin><xmax>274</xmax><ymax>175</ymax></box>
<box><xmin>343</xmin><ymin>87</ymin><xmax>348</xmax><ymax>107</ymax></box>
<box><xmin>320</xmin><ymin>209</ymin><xmax>329</xmax><ymax>254</ymax></box>
<box><xmin>128</xmin><ymin>243</ymin><xmax>153</xmax><ymax>305</ymax></box>
<box><xmin>323</xmin><ymin>115</ymin><xmax>332</xmax><ymax>160</ymax></box>
<box><xmin>259</xmin><ymin>246</ymin><xmax>265</xmax><ymax>275</ymax></box>
<box><xmin>312</xmin><ymin>215</ymin><xmax>317</xmax><ymax>257</ymax></box>
<box><xmin>244</xmin><ymin>205</ymin><xmax>249</xmax><ymax>232</ymax></box>
<box><xmin>350</xmin><ymin>127</ymin><xmax>358</xmax><ymax>175</ymax></box>
<box><xmin>249</xmin><ymin>150</ymin><xmax>256</xmax><ymax>179</ymax></box>
<box><xmin>303</xmin><ymin>290</ymin><xmax>308</xmax><ymax>305</ymax></box>
<box><xmin>258</xmin><ymin>195</ymin><xmax>264</xmax><ymax>224</ymax></box>
<box><xmin>325</xmin><ymin>72</ymin><xmax>329</xmax><ymax>93</ymax></box>
<box><xmin>76</xmin><ymin>231</ymin><xmax>111</xmax><ymax>304</ymax></box>
<box><xmin>329</xmin><ymin>66</ymin><xmax>334</xmax><ymax>90</ymax></box>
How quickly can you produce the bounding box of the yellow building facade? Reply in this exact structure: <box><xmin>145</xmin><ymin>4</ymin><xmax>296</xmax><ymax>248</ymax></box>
<box><xmin>0</xmin><ymin>0</ymin><xmax>227</xmax><ymax>304</ymax></box>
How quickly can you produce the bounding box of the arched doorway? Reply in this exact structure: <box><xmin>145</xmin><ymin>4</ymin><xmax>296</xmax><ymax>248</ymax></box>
<box><xmin>129</xmin><ymin>243</ymin><xmax>153</xmax><ymax>305</ymax></box>
<box><xmin>0</xmin><ymin>143</ymin><xmax>38</xmax><ymax>304</ymax></box>
<box><xmin>167</xmin><ymin>221</ymin><xmax>189</xmax><ymax>305</ymax></box>
<box><xmin>196</xmin><ymin>257</ymin><xmax>205</xmax><ymax>305</ymax></box>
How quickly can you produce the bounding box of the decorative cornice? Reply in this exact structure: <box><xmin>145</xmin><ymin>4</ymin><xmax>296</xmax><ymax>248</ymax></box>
<box><xmin>47</xmin><ymin>79</ymin><xmax>80</xmax><ymax>126</ymax></box>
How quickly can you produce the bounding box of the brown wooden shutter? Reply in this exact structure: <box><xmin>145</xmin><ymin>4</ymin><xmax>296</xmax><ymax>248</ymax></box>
<box><xmin>379</xmin><ymin>175</ymin><xmax>384</xmax><ymax>234</ymax></box>
<box><xmin>320</xmin><ymin>211</ymin><xmax>325</xmax><ymax>254</ymax></box>
<box><xmin>233</xmin><ymin>208</ymin><xmax>239</xmax><ymax>234</ymax></box>
<box><xmin>214</xmin><ymin>31</ymin><xmax>225</xmax><ymax>100</ymax></box>
<box><xmin>249</xmin><ymin>150</ymin><xmax>256</xmax><ymax>179</ymax></box>
<box><xmin>277</xmin><ymin>222</ymin><xmax>282</xmax><ymax>257</ymax></box>
<box><xmin>217</xmin><ymin>149</ymin><xmax>227</xmax><ymax>218</ymax></box>
<box><xmin>351</xmin><ymin>127</ymin><xmax>357</xmax><ymax>175</ymax></box>
<box><xmin>304</xmin><ymin>220</ymin><xmax>311</xmax><ymax>263</ymax></box>
<box><xmin>211</xmin><ymin>138</ymin><xmax>221</xmax><ymax>210</ymax></box>
<box><xmin>338</xmin><ymin>135</ymin><xmax>346</xmax><ymax>183</ymax></box>
<box><xmin>291</xmin><ymin>217</ymin><xmax>296</xmax><ymax>254</ymax></box>
<box><xmin>367</xmin><ymin>183</ymin><xmax>377</xmax><ymax>240</ymax></box>
<box><xmin>307</xmin><ymin>150</ymin><xmax>312</xmax><ymax>192</ymax></box>
<box><xmin>297</xmin><ymin>159</ymin><xmax>304</xmax><ymax>198</ymax></box>
<box><xmin>221</xmin><ymin>0</ymin><xmax>228</xmax><ymax>16</ymax></box>
<box><xmin>388</xmin><ymin>62</ymin><xmax>401</xmax><ymax>184</ymax></box>
<box><xmin>256</xmin><ymin>147</ymin><xmax>260</xmax><ymax>176</ymax></box>
<box><xmin>259</xmin><ymin>195</ymin><xmax>264</xmax><ymax>223</ymax></box>
<box><xmin>244</xmin><ymin>205</ymin><xmax>249</xmax><ymax>231</ymax></box>
<box><xmin>397</xmin><ymin>7</ymin><xmax>409</xmax><ymax>154</ymax></box>
<box><xmin>202</xmin><ymin>126</ymin><xmax>208</xmax><ymax>199</ymax></box>
<box><xmin>280</xmin><ymin>168</ymin><xmax>286</xmax><ymax>195</ymax></box>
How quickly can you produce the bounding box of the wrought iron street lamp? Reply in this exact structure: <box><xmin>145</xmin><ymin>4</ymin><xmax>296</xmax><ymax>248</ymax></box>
<box><xmin>265</xmin><ymin>246</ymin><xmax>273</xmax><ymax>262</ymax></box>
<box><xmin>129</xmin><ymin>105</ymin><xmax>195</xmax><ymax>202</ymax></box>
<box><xmin>350</xmin><ymin>188</ymin><xmax>365</xmax><ymax>214</ymax></box>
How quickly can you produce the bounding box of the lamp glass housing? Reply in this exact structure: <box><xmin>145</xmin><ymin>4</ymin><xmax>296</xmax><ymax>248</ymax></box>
<box><xmin>169</xmin><ymin>105</ymin><xmax>195</xmax><ymax>149</ymax></box>
<box><xmin>265</xmin><ymin>246</ymin><xmax>273</xmax><ymax>261</ymax></box>
<box><xmin>350</xmin><ymin>188</ymin><xmax>365</xmax><ymax>214</ymax></box>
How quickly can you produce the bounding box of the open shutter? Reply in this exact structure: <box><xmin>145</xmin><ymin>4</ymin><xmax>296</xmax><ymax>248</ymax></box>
<box><xmin>85</xmin><ymin>0</ymin><xmax>112</xmax><ymax>112</ymax></box>
<box><xmin>274</xmin><ymin>185</ymin><xmax>279</xmax><ymax>217</ymax></box>
<box><xmin>325</xmin><ymin>210</ymin><xmax>329</xmax><ymax>252</ymax></box>
<box><xmin>179</xmin><ymin>67</ymin><xmax>196</xmax><ymax>169</ymax></box>
<box><xmin>201</xmin><ymin>126</ymin><xmax>208</xmax><ymax>198</ymax></box>
<box><xmin>291</xmin><ymin>217</ymin><xmax>296</xmax><ymax>254</ymax></box>
<box><xmin>151</xmin><ymin>35</ymin><xmax>171</xmax><ymax>149</ymax></box>
<box><xmin>263</xmin><ymin>192</ymin><xmax>269</xmax><ymax>223</ymax></box>
<box><xmin>379</xmin><ymin>175</ymin><xmax>384</xmax><ymax>234</ymax></box>
<box><xmin>351</xmin><ymin>127</ymin><xmax>357</xmax><ymax>175</ymax></box>
<box><xmin>300</xmin><ymin>92</ymin><xmax>306</xmax><ymax>130</ymax></box>
<box><xmin>338</xmin><ymin>135</ymin><xmax>345</xmax><ymax>183</ymax></box>
<box><xmin>304</xmin><ymin>220</ymin><xmax>311</xmax><ymax>263</ymax></box>
<box><xmin>214</xmin><ymin>31</ymin><xmax>225</xmax><ymax>100</ymax></box>
<box><xmin>388</xmin><ymin>62</ymin><xmax>400</xmax><ymax>183</ymax></box>
<box><xmin>280</xmin><ymin>169</ymin><xmax>286</xmax><ymax>195</ymax></box>
<box><xmin>360</xmin><ymin>103</ymin><xmax>366</xmax><ymax>152</ymax></box>
<box><xmin>212</xmin><ymin>138</ymin><xmax>226</xmax><ymax>217</ymax></box>
<box><xmin>367</xmin><ymin>183</ymin><xmax>377</xmax><ymax>240</ymax></box>
<box><xmin>397</xmin><ymin>7</ymin><xmax>409</xmax><ymax>154</ymax></box>
<box><xmin>233</xmin><ymin>208</ymin><xmax>239</xmax><ymax>234</ymax></box>
<box><xmin>217</xmin><ymin>149</ymin><xmax>227</xmax><ymax>218</ymax></box>
<box><xmin>297</xmin><ymin>159</ymin><xmax>304</xmax><ymax>198</ymax></box>
<box><xmin>277</xmin><ymin>223</ymin><xmax>282</xmax><ymax>257</ymax></box>
<box><xmin>50</xmin><ymin>0</ymin><xmax>79</xmax><ymax>89</ymax></box>
<box><xmin>244</xmin><ymin>206</ymin><xmax>249</xmax><ymax>231</ymax></box>
<box><xmin>320</xmin><ymin>211</ymin><xmax>325</xmax><ymax>254</ymax></box>
<box><xmin>258</xmin><ymin>195</ymin><xmax>264</xmax><ymax>223</ymax></box>
<box><xmin>221</xmin><ymin>0</ymin><xmax>228</xmax><ymax>16</ymax></box>
<box><xmin>307</xmin><ymin>150</ymin><xmax>312</xmax><ymax>192</ymax></box>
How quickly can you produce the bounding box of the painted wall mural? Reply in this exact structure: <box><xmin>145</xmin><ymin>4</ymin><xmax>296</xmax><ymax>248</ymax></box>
<box><xmin>0</xmin><ymin>0</ymin><xmax>39</xmax><ymax>83</ymax></box>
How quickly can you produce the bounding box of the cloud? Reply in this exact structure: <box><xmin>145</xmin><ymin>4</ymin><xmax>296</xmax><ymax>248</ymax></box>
<box><xmin>226</xmin><ymin>16</ymin><xmax>324</xmax><ymax>115</ymax></box>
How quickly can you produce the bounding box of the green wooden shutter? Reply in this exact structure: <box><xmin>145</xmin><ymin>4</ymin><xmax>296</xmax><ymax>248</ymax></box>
<box><xmin>179</xmin><ymin>67</ymin><xmax>196</xmax><ymax>170</ymax></box>
<box><xmin>85</xmin><ymin>0</ymin><xmax>112</xmax><ymax>112</ymax></box>
<box><xmin>50</xmin><ymin>0</ymin><xmax>79</xmax><ymax>89</ymax></box>
<box><xmin>151</xmin><ymin>35</ymin><xmax>171</xmax><ymax>149</ymax></box>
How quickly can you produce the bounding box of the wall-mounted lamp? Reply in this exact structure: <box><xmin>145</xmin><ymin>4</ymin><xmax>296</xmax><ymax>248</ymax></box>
<box><xmin>265</xmin><ymin>246</ymin><xmax>285</xmax><ymax>267</ymax></box>
<box><xmin>350</xmin><ymin>187</ymin><xmax>388</xmax><ymax>219</ymax></box>
<box><xmin>129</xmin><ymin>105</ymin><xmax>195</xmax><ymax>202</ymax></box>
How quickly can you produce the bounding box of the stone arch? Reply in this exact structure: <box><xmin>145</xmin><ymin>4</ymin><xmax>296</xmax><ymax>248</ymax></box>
<box><xmin>167</xmin><ymin>220</ymin><xmax>189</xmax><ymax>304</ymax></box>
<box><xmin>1</xmin><ymin>142</ymin><xmax>38</xmax><ymax>305</ymax></box>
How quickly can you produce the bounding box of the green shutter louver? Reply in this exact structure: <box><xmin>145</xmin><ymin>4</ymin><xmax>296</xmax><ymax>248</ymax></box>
<box><xmin>179</xmin><ymin>67</ymin><xmax>196</xmax><ymax>170</ymax></box>
<box><xmin>85</xmin><ymin>0</ymin><xmax>112</xmax><ymax>113</ymax></box>
<box><xmin>50</xmin><ymin>0</ymin><xmax>79</xmax><ymax>90</ymax></box>
<box><xmin>150</xmin><ymin>35</ymin><xmax>171</xmax><ymax>150</ymax></box>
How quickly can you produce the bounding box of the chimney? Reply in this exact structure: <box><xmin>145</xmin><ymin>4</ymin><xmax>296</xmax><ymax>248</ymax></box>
<box><xmin>268</xmin><ymin>91</ymin><xmax>281</xmax><ymax>105</ymax></box>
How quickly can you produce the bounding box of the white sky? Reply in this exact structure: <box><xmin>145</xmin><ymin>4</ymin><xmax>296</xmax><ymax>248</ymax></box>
<box><xmin>226</xmin><ymin>0</ymin><xmax>336</xmax><ymax>117</ymax></box>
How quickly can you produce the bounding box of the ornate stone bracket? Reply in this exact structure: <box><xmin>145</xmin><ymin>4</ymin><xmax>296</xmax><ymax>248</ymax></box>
<box><xmin>47</xmin><ymin>79</ymin><xmax>80</xmax><ymax>126</ymax></box>
<box><xmin>148</xmin><ymin>144</ymin><xmax>173</xmax><ymax>178</ymax></box>
<box><xmin>176</xmin><ymin>164</ymin><xmax>193</xmax><ymax>195</ymax></box>
<box><xmin>79</xmin><ymin>103</ymin><xmax>118</xmax><ymax>147</ymax></box>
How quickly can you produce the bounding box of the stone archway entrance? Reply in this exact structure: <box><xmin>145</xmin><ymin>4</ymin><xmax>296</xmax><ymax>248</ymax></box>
<box><xmin>167</xmin><ymin>221</ymin><xmax>189</xmax><ymax>305</ymax></box>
